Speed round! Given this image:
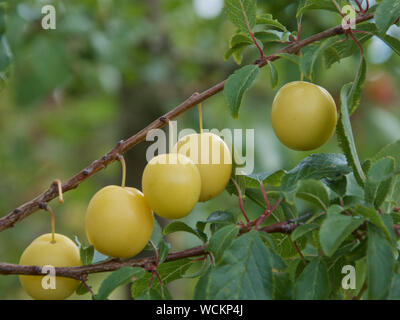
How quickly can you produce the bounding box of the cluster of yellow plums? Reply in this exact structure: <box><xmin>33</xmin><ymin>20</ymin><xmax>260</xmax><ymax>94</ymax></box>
<box><xmin>18</xmin><ymin>81</ymin><xmax>337</xmax><ymax>300</ymax></box>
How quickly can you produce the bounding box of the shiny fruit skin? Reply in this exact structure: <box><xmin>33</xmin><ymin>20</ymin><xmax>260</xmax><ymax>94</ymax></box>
<box><xmin>19</xmin><ymin>233</ymin><xmax>81</xmax><ymax>300</ymax></box>
<box><xmin>173</xmin><ymin>133</ymin><xmax>232</xmax><ymax>202</ymax></box>
<box><xmin>271</xmin><ymin>81</ymin><xmax>337</xmax><ymax>151</ymax></box>
<box><xmin>142</xmin><ymin>153</ymin><xmax>201</xmax><ymax>219</ymax></box>
<box><xmin>85</xmin><ymin>186</ymin><xmax>154</xmax><ymax>258</ymax></box>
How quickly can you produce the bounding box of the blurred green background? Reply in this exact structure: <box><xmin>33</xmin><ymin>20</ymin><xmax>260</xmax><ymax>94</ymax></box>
<box><xmin>0</xmin><ymin>0</ymin><xmax>399</xmax><ymax>299</ymax></box>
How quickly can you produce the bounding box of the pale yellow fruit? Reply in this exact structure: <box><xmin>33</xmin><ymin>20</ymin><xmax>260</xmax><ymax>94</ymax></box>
<box><xmin>173</xmin><ymin>133</ymin><xmax>232</xmax><ymax>202</ymax></box>
<box><xmin>19</xmin><ymin>233</ymin><xmax>81</xmax><ymax>300</ymax></box>
<box><xmin>142</xmin><ymin>153</ymin><xmax>201</xmax><ymax>219</ymax></box>
<box><xmin>271</xmin><ymin>81</ymin><xmax>337</xmax><ymax>151</ymax></box>
<box><xmin>85</xmin><ymin>185</ymin><xmax>154</xmax><ymax>258</ymax></box>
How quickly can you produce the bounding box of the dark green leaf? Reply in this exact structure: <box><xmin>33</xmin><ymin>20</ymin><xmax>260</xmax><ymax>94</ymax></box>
<box><xmin>296</xmin><ymin>179</ymin><xmax>330</xmax><ymax>211</ymax></box>
<box><xmin>281</xmin><ymin>153</ymin><xmax>351</xmax><ymax>191</ymax></box>
<box><xmin>196</xmin><ymin>210</ymin><xmax>237</xmax><ymax>233</ymax></box>
<box><xmin>224</xmin><ymin>0</ymin><xmax>257</xmax><ymax>34</ymax></box>
<box><xmin>95</xmin><ymin>267</ymin><xmax>145</xmax><ymax>300</ymax></box>
<box><xmin>75</xmin><ymin>282</ymin><xmax>90</xmax><ymax>296</ymax></box>
<box><xmin>291</xmin><ymin>223</ymin><xmax>319</xmax><ymax>241</ymax></box>
<box><xmin>80</xmin><ymin>245</ymin><xmax>94</xmax><ymax>266</ymax></box>
<box><xmin>196</xmin><ymin>231</ymin><xmax>273</xmax><ymax>299</ymax></box>
<box><xmin>244</xmin><ymin>170</ymin><xmax>286</xmax><ymax>188</ymax></box>
<box><xmin>163</xmin><ymin>221</ymin><xmax>207</xmax><ymax>242</ymax></box>
<box><xmin>319</xmin><ymin>205</ymin><xmax>364</xmax><ymax>256</ymax></box>
<box><xmin>276</xmin><ymin>53</ymin><xmax>301</xmax><ymax>66</ymax></box>
<box><xmin>267</xmin><ymin>62</ymin><xmax>278</xmax><ymax>89</ymax></box>
<box><xmin>353</xmin><ymin>204</ymin><xmax>391</xmax><ymax>241</ymax></box>
<box><xmin>336</xmin><ymin>83</ymin><xmax>366</xmax><ymax>187</ymax></box>
<box><xmin>375</xmin><ymin>0</ymin><xmax>400</xmax><ymax>34</ymax></box>
<box><xmin>207</xmin><ymin>224</ymin><xmax>238</xmax><ymax>262</ymax></box>
<box><xmin>254</xmin><ymin>30</ymin><xmax>288</xmax><ymax>43</ymax></box>
<box><xmin>294</xmin><ymin>259</ymin><xmax>330</xmax><ymax>299</ymax></box>
<box><xmin>388</xmin><ymin>272</ymin><xmax>400</xmax><ymax>300</ymax></box>
<box><xmin>224</xmin><ymin>65</ymin><xmax>260</xmax><ymax>119</ymax></box>
<box><xmin>348</xmin><ymin>57</ymin><xmax>367</xmax><ymax>115</ymax></box>
<box><xmin>371</xmin><ymin>140</ymin><xmax>400</xmax><ymax>165</ymax></box>
<box><xmin>274</xmin><ymin>272</ymin><xmax>293</xmax><ymax>299</ymax></box>
<box><xmin>364</xmin><ymin>157</ymin><xmax>396</xmax><ymax>207</ymax></box>
<box><xmin>256</xmin><ymin>13</ymin><xmax>287</xmax><ymax>31</ymax></box>
<box><xmin>296</xmin><ymin>0</ymin><xmax>341</xmax><ymax>16</ymax></box>
<box><xmin>131</xmin><ymin>259</ymin><xmax>193</xmax><ymax>299</ymax></box>
<box><xmin>367</xmin><ymin>224</ymin><xmax>395</xmax><ymax>299</ymax></box>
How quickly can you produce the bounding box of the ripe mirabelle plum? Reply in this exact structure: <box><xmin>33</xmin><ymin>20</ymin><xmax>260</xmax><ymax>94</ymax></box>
<box><xmin>85</xmin><ymin>185</ymin><xmax>154</xmax><ymax>258</ymax></box>
<box><xmin>271</xmin><ymin>81</ymin><xmax>337</xmax><ymax>151</ymax></box>
<box><xmin>142</xmin><ymin>153</ymin><xmax>201</xmax><ymax>219</ymax></box>
<box><xmin>19</xmin><ymin>233</ymin><xmax>81</xmax><ymax>300</ymax></box>
<box><xmin>172</xmin><ymin>132</ymin><xmax>232</xmax><ymax>201</ymax></box>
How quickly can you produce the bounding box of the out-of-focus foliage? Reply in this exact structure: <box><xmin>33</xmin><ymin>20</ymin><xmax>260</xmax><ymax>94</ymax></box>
<box><xmin>0</xmin><ymin>0</ymin><xmax>399</xmax><ymax>300</ymax></box>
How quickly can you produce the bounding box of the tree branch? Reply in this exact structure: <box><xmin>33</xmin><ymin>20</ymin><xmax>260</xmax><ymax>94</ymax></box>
<box><xmin>0</xmin><ymin>217</ymin><xmax>302</xmax><ymax>278</ymax></box>
<box><xmin>0</xmin><ymin>13</ymin><xmax>373</xmax><ymax>232</ymax></box>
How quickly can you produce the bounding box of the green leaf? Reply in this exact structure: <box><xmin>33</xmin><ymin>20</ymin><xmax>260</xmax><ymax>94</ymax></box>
<box><xmin>274</xmin><ymin>272</ymin><xmax>293</xmax><ymax>299</ymax></box>
<box><xmin>323</xmin><ymin>32</ymin><xmax>372</xmax><ymax>69</ymax></box>
<box><xmin>224</xmin><ymin>46</ymin><xmax>246</xmax><ymax>63</ymax></box>
<box><xmin>323</xmin><ymin>175</ymin><xmax>347</xmax><ymax>197</ymax></box>
<box><xmin>136</xmin><ymin>287</ymin><xmax>171</xmax><ymax>300</ymax></box>
<box><xmin>256</xmin><ymin>13</ymin><xmax>287</xmax><ymax>31</ymax></box>
<box><xmin>294</xmin><ymin>259</ymin><xmax>330</xmax><ymax>300</ymax></box>
<box><xmin>348</xmin><ymin>57</ymin><xmax>367</xmax><ymax>116</ymax></box>
<box><xmin>371</xmin><ymin>140</ymin><xmax>400</xmax><ymax>165</ymax></box>
<box><xmin>224</xmin><ymin>0</ymin><xmax>257</xmax><ymax>35</ymax></box>
<box><xmin>224</xmin><ymin>65</ymin><xmax>260</xmax><ymax>119</ymax></box>
<box><xmin>336</xmin><ymin>83</ymin><xmax>366</xmax><ymax>187</ymax></box>
<box><xmin>272</xmin><ymin>233</ymin><xmax>307</xmax><ymax>258</ymax></box>
<box><xmin>95</xmin><ymin>267</ymin><xmax>145</xmax><ymax>300</ymax></box>
<box><xmin>353</xmin><ymin>204</ymin><xmax>391</xmax><ymax>241</ymax></box>
<box><xmin>364</xmin><ymin>157</ymin><xmax>396</xmax><ymax>207</ymax></box>
<box><xmin>267</xmin><ymin>62</ymin><xmax>278</xmax><ymax>89</ymax></box>
<box><xmin>296</xmin><ymin>0</ymin><xmax>341</xmax><ymax>16</ymax></box>
<box><xmin>131</xmin><ymin>259</ymin><xmax>193</xmax><ymax>299</ymax></box>
<box><xmin>300</xmin><ymin>39</ymin><xmax>336</xmax><ymax>81</ymax></box>
<box><xmin>388</xmin><ymin>272</ymin><xmax>400</xmax><ymax>300</ymax></box>
<box><xmin>150</xmin><ymin>218</ymin><xmax>163</xmax><ymax>246</ymax></box>
<box><xmin>378</xmin><ymin>34</ymin><xmax>400</xmax><ymax>56</ymax></box>
<box><xmin>230</xmin><ymin>33</ymin><xmax>253</xmax><ymax>47</ymax></box>
<box><xmin>281</xmin><ymin>153</ymin><xmax>351</xmax><ymax>191</ymax></box>
<box><xmin>296</xmin><ymin>179</ymin><xmax>330</xmax><ymax>211</ymax></box>
<box><xmin>291</xmin><ymin>223</ymin><xmax>319</xmax><ymax>241</ymax></box>
<box><xmin>75</xmin><ymin>282</ymin><xmax>90</xmax><ymax>296</ymax></box>
<box><xmin>157</xmin><ymin>240</ymin><xmax>171</xmax><ymax>265</ymax></box>
<box><xmin>244</xmin><ymin>170</ymin><xmax>286</xmax><ymax>188</ymax></box>
<box><xmin>143</xmin><ymin>218</ymin><xmax>166</xmax><ymax>251</ymax></box>
<box><xmin>80</xmin><ymin>245</ymin><xmax>94</xmax><ymax>266</ymax></box>
<box><xmin>319</xmin><ymin>206</ymin><xmax>364</xmax><ymax>257</ymax></box>
<box><xmin>224</xmin><ymin>33</ymin><xmax>254</xmax><ymax>63</ymax></box>
<box><xmin>0</xmin><ymin>36</ymin><xmax>11</xmax><ymax>72</ymax></box>
<box><xmin>367</xmin><ymin>224</ymin><xmax>395</xmax><ymax>299</ymax></box>
<box><xmin>357</xmin><ymin>22</ymin><xmax>400</xmax><ymax>56</ymax></box>
<box><xmin>163</xmin><ymin>221</ymin><xmax>207</xmax><ymax>242</ymax></box>
<box><xmin>254</xmin><ymin>30</ymin><xmax>288</xmax><ymax>43</ymax></box>
<box><xmin>207</xmin><ymin>224</ymin><xmax>238</xmax><ymax>262</ymax></box>
<box><xmin>196</xmin><ymin>210</ymin><xmax>237</xmax><ymax>233</ymax></box>
<box><xmin>276</xmin><ymin>53</ymin><xmax>301</xmax><ymax>66</ymax></box>
<box><xmin>375</xmin><ymin>0</ymin><xmax>400</xmax><ymax>34</ymax></box>
<box><xmin>196</xmin><ymin>231</ymin><xmax>273</xmax><ymax>299</ymax></box>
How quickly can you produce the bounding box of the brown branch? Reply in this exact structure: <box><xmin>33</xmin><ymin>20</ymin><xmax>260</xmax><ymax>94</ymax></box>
<box><xmin>0</xmin><ymin>217</ymin><xmax>303</xmax><ymax>278</ymax></box>
<box><xmin>0</xmin><ymin>13</ymin><xmax>374</xmax><ymax>232</ymax></box>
